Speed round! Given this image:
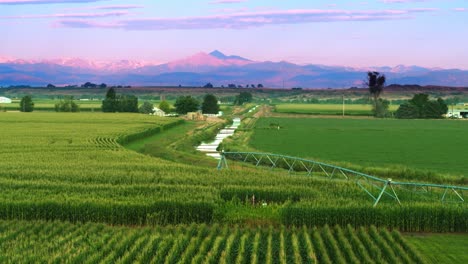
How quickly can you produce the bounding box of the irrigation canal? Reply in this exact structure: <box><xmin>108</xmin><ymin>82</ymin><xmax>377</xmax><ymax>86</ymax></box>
<box><xmin>196</xmin><ymin>117</ymin><xmax>241</xmax><ymax>159</ymax></box>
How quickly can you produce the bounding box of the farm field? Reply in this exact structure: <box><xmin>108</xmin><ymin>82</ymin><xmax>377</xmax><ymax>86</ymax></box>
<box><xmin>0</xmin><ymin>111</ymin><xmax>466</xmax><ymax>262</ymax></box>
<box><xmin>406</xmin><ymin>233</ymin><xmax>468</xmax><ymax>264</ymax></box>
<box><xmin>274</xmin><ymin>103</ymin><xmax>399</xmax><ymax>116</ymax></box>
<box><xmin>0</xmin><ymin>99</ymin><xmax>174</xmax><ymax>112</ymax></box>
<box><xmin>249</xmin><ymin>117</ymin><xmax>468</xmax><ymax>179</ymax></box>
<box><xmin>0</xmin><ymin>220</ymin><xmax>428</xmax><ymax>264</ymax></box>
<box><xmin>0</xmin><ymin>99</ymin><xmax>103</xmax><ymax>111</ymax></box>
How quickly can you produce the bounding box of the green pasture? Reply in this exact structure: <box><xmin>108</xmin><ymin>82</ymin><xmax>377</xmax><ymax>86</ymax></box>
<box><xmin>249</xmin><ymin>117</ymin><xmax>468</xmax><ymax>178</ymax></box>
<box><xmin>275</xmin><ymin>103</ymin><xmax>399</xmax><ymax>116</ymax></box>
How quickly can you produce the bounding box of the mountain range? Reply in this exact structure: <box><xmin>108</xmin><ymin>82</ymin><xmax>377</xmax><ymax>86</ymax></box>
<box><xmin>1</xmin><ymin>50</ymin><xmax>467</xmax><ymax>88</ymax></box>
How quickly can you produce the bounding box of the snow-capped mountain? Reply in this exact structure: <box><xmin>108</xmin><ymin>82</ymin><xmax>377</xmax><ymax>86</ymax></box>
<box><xmin>1</xmin><ymin>51</ymin><xmax>467</xmax><ymax>88</ymax></box>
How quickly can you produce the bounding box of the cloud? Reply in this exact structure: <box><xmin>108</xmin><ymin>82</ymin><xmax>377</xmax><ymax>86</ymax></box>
<box><xmin>94</xmin><ymin>5</ymin><xmax>142</xmax><ymax>10</ymax></box>
<box><xmin>55</xmin><ymin>8</ymin><xmax>438</xmax><ymax>30</ymax></box>
<box><xmin>453</xmin><ymin>8</ymin><xmax>466</xmax><ymax>12</ymax></box>
<box><xmin>210</xmin><ymin>0</ymin><xmax>247</xmax><ymax>4</ymax></box>
<box><xmin>381</xmin><ymin>0</ymin><xmax>428</xmax><ymax>3</ymax></box>
<box><xmin>0</xmin><ymin>0</ymin><xmax>105</xmax><ymax>4</ymax></box>
<box><xmin>1</xmin><ymin>11</ymin><xmax>127</xmax><ymax>19</ymax></box>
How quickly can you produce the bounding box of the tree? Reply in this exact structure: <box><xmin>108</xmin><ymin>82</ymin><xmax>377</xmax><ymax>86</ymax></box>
<box><xmin>366</xmin><ymin>71</ymin><xmax>386</xmax><ymax>117</ymax></box>
<box><xmin>257</xmin><ymin>84</ymin><xmax>264</xmax><ymax>88</ymax></box>
<box><xmin>102</xmin><ymin>88</ymin><xmax>117</xmax><ymax>112</ymax></box>
<box><xmin>99</xmin><ymin>83</ymin><xmax>107</xmax><ymax>88</ymax></box>
<box><xmin>367</xmin><ymin>71</ymin><xmax>386</xmax><ymax>102</ymax></box>
<box><xmin>203</xmin><ymin>83</ymin><xmax>214</xmax><ymax>88</ymax></box>
<box><xmin>202</xmin><ymin>94</ymin><xmax>220</xmax><ymax>114</ymax></box>
<box><xmin>47</xmin><ymin>83</ymin><xmax>56</xmax><ymax>88</ymax></box>
<box><xmin>234</xmin><ymin>91</ymin><xmax>253</xmax><ymax>105</ymax></box>
<box><xmin>55</xmin><ymin>97</ymin><xmax>80</xmax><ymax>112</ymax></box>
<box><xmin>395</xmin><ymin>93</ymin><xmax>447</xmax><ymax>119</ymax></box>
<box><xmin>174</xmin><ymin>96</ymin><xmax>200</xmax><ymax>114</ymax></box>
<box><xmin>118</xmin><ymin>95</ymin><xmax>138</xmax><ymax>113</ymax></box>
<box><xmin>373</xmin><ymin>98</ymin><xmax>390</xmax><ymax>118</ymax></box>
<box><xmin>159</xmin><ymin>100</ymin><xmax>171</xmax><ymax>113</ymax></box>
<box><xmin>20</xmin><ymin>95</ymin><xmax>34</xmax><ymax>112</ymax></box>
<box><xmin>102</xmin><ymin>88</ymin><xmax>138</xmax><ymax>113</ymax></box>
<box><xmin>82</xmin><ymin>82</ymin><xmax>97</xmax><ymax>88</ymax></box>
<box><xmin>139</xmin><ymin>101</ymin><xmax>154</xmax><ymax>114</ymax></box>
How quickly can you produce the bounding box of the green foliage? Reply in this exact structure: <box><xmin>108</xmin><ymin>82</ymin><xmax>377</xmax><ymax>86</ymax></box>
<box><xmin>174</xmin><ymin>96</ymin><xmax>200</xmax><ymax>114</ymax></box>
<box><xmin>138</xmin><ymin>101</ymin><xmax>154</xmax><ymax>114</ymax></box>
<box><xmin>372</xmin><ymin>98</ymin><xmax>390</xmax><ymax>118</ymax></box>
<box><xmin>54</xmin><ymin>97</ymin><xmax>80</xmax><ymax>112</ymax></box>
<box><xmin>19</xmin><ymin>95</ymin><xmax>34</xmax><ymax>112</ymax></box>
<box><xmin>102</xmin><ymin>88</ymin><xmax>138</xmax><ymax>113</ymax></box>
<box><xmin>234</xmin><ymin>92</ymin><xmax>253</xmax><ymax>105</ymax></box>
<box><xmin>158</xmin><ymin>100</ymin><xmax>171</xmax><ymax>113</ymax></box>
<box><xmin>395</xmin><ymin>93</ymin><xmax>448</xmax><ymax>119</ymax></box>
<box><xmin>202</xmin><ymin>94</ymin><xmax>220</xmax><ymax>114</ymax></box>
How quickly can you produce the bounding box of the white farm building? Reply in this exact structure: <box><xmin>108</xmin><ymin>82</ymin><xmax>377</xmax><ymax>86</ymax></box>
<box><xmin>151</xmin><ymin>107</ymin><xmax>166</xmax><ymax>117</ymax></box>
<box><xmin>0</xmin><ymin>97</ymin><xmax>12</xmax><ymax>104</ymax></box>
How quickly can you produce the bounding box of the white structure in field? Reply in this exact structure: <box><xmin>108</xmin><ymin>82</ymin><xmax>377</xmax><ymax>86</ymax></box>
<box><xmin>0</xmin><ymin>97</ymin><xmax>12</xmax><ymax>103</ymax></box>
<box><xmin>203</xmin><ymin>111</ymin><xmax>223</xmax><ymax>117</ymax></box>
<box><xmin>447</xmin><ymin>109</ymin><xmax>468</xmax><ymax>118</ymax></box>
<box><xmin>151</xmin><ymin>107</ymin><xmax>166</xmax><ymax>117</ymax></box>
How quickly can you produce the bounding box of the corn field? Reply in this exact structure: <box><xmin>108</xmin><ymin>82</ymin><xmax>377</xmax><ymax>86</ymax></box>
<box><xmin>0</xmin><ymin>113</ymin><xmax>466</xmax><ymax>231</ymax></box>
<box><xmin>0</xmin><ymin>220</ymin><xmax>427</xmax><ymax>264</ymax></box>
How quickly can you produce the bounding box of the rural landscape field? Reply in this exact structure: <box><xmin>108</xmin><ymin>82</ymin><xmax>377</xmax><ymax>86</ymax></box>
<box><xmin>1</xmin><ymin>0</ymin><xmax>468</xmax><ymax>262</ymax></box>
<box><xmin>0</xmin><ymin>85</ymin><xmax>467</xmax><ymax>263</ymax></box>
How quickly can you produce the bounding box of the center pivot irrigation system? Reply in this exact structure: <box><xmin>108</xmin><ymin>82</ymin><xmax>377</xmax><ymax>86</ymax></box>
<box><xmin>217</xmin><ymin>152</ymin><xmax>467</xmax><ymax>207</ymax></box>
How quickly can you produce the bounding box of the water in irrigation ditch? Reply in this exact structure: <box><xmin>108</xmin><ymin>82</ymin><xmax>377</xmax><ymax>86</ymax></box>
<box><xmin>196</xmin><ymin>117</ymin><xmax>241</xmax><ymax>159</ymax></box>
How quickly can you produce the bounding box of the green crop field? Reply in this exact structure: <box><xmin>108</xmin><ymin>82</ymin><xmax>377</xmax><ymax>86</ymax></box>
<box><xmin>249</xmin><ymin>117</ymin><xmax>468</xmax><ymax>179</ymax></box>
<box><xmin>0</xmin><ymin>220</ymin><xmax>428</xmax><ymax>264</ymax></box>
<box><xmin>0</xmin><ymin>98</ymin><xmax>174</xmax><ymax>112</ymax></box>
<box><xmin>274</xmin><ymin>103</ymin><xmax>399</xmax><ymax>116</ymax></box>
<box><xmin>0</xmin><ymin>111</ymin><xmax>466</xmax><ymax>262</ymax></box>
<box><xmin>406</xmin><ymin>233</ymin><xmax>468</xmax><ymax>264</ymax></box>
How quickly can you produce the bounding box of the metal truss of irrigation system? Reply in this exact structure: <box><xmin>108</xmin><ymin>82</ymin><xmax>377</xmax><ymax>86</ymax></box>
<box><xmin>217</xmin><ymin>152</ymin><xmax>467</xmax><ymax>207</ymax></box>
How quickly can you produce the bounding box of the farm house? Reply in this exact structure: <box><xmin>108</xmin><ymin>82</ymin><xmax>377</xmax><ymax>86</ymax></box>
<box><xmin>151</xmin><ymin>107</ymin><xmax>165</xmax><ymax>117</ymax></box>
<box><xmin>0</xmin><ymin>97</ymin><xmax>12</xmax><ymax>103</ymax></box>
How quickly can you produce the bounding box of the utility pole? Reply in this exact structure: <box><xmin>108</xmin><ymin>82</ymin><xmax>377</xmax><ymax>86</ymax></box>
<box><xmin>342</xmin><ymin>94</ymin><xmax>345</xmax><ymax>117</ymax></box>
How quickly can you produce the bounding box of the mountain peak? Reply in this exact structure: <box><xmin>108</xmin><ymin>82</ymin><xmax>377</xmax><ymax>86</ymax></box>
<box><xmin>209</xmin><ymin>50</ymin><xmax>228</xmax><ymax>59</ymax></box>
<box><xmin>209</xmin><ymin>50</ymin><xmax>251</xmax><ymax>62</ymax></box>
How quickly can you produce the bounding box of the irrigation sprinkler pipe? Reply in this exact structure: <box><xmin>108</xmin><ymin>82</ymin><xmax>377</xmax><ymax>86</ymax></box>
<box><xmin>219</xmin><ymin>152</ymin><xmax>468</xmax><ymax>204</ymax></box>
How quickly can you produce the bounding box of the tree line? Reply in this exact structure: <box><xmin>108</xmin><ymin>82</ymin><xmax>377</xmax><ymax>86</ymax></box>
<box><xmin>367</xmin><ymin>71</ymin><xmax>448</xmax><ymax>119</ymax></box>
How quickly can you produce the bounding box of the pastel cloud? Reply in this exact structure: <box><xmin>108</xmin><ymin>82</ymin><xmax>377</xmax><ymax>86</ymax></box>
<box><xmin>94</xmin><ymin>5</ymin><xmax>142</xmax><ymax>10</ymax></box>
<box><xmin>56</xmin><ymin>8</ymin><xmax>438</xmax><ymax>30</ymax></box>
<box><xmin>381</xmin><ymin>0</ymin><xmax>428</xmax><ymax>3</ymax></box>
<box><xmin>210</xmin><ymin>0</ymin><xmax>247</xmax><ymax>4</ymax></box>
<box><xmin>0</xmin><ymin>0</ymin><xmax>105</xmax><ymax>4</ymax></box>
<box><xmin>1</xmin><ymin>11</ymin><xmax>127</xmax><ymax>19</ymax></box>
<box><xmin>453</xmin><ymin>8</ymin><xmax>466</xmax><ymax>12</ymax></box>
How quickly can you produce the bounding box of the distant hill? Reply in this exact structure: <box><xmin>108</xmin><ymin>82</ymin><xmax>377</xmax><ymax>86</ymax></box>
<box><xmin>1</xmin><ymin>50</ymin><xmax>468</xmax><ymax>88</ymax></box>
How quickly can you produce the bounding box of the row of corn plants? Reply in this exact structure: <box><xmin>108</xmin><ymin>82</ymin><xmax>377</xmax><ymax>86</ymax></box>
<box><xmin>0</xmin><ymin>220</ymin><xmax>429</xmax><ymax>263</ymax></box>
<box><xmin>280</xmin><ymin>203</ymin><xmax>468</xmax><ymax>232</ymax></box>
